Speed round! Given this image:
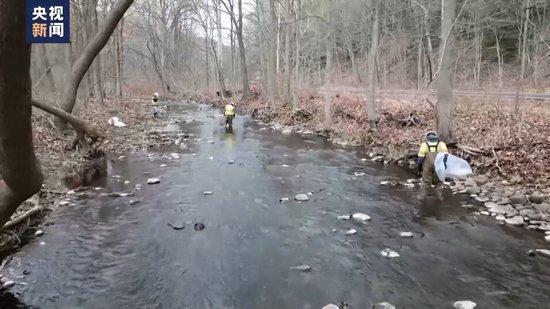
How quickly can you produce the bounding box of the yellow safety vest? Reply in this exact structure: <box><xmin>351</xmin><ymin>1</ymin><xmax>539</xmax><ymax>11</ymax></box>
<box><xmin>225</xmin><ymin>104</ymin><xmax>235</xmax><ymax>116</ymax></box>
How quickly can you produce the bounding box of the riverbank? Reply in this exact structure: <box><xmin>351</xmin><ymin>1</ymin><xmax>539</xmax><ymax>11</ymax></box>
<box><xmin>0</xmin><ymin>96</ymin><xmax>171</xmax><ymax>256</ymax></box>
<box><xmin>199</xmin><ymin>89</ymin><xmax>550</xmax><ymax>239</ymax></box>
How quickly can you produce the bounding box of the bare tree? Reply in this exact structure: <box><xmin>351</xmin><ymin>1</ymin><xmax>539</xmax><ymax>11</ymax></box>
<box><xmin>0</xmin><ymin>1</ymin><xmax>44</xmax><ymax>226</ymax></box>
<box><xmin>57</xmin><ymin>0</ymin><xmax>134</xmax><ymax>129</ymax></box>
<box><xmin>366</xmin><ymin>0</ymin><xmax>380</xmax><ymax>122</ymax></box>
<box><xmin>436</xmin><ymin>0</ymin><xmax>457</xmax><ymax>141</ymax></box>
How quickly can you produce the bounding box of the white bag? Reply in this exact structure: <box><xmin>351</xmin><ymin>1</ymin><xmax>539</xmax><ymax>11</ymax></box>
<box><xmin>435</xmin><ymin>153</ymin><xmax>472</xmax><ymax>181</ymax></box>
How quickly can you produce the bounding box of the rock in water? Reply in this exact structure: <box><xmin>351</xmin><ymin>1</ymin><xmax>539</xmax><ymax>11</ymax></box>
<box><xmin>495</xmin><ymin>214</ymin><xmax>506</xmax><ymax>221</ymax></box>
<box><xmin>337</xmin><ymin>215</ymin><xmax>352</xmax><ymax>220</ymax></box>
<box><xmin>352</xmin><ymin>213</ymin><xmax>371</xmax><ymax>222</ymax></box>
<box><xmin>504</xmin><ymin>216</ymin><xmax>524</xmax><ymax>226</ymax></box>
<box><xmin>453</xmin><ymin>300</ymin><xmax>477</xmax><ymax>309</ymax></box>
<box><xmin>194</xmin><ymin>223</ymin><xmax>205</xmax><ymax>231</ymax></box>
<box><xmin>147</xmin><ymin>178</ymin><xmax>160</xmax><ymax>184</ymax></box>
<box><xmin>373</xmin><ymin>302</ymin><xmax>396</xmax><ymax>309</ymax></box>
<box><xmin>399</xmin><ymin>232</ymin><xmax>413</xmax><ymax>238</ymax></box>
<box><xmin>34</xmin><ymin>230</ymin><xmax>44</xmax><ymax>236</ymax></box>
<box><xmin>2</xmin><ymin>280</ymin><xmax>15</xmax><ymax>288</ymax></box>
<box><xmin>380</xmin><ymin>248</ymin><xmax>400</xmax><ymax>258</ymax></box>
<box><xmin>227</xmin><ymin>160</ymin><xmax>235</xmax><ymax>164</ymax></box>
<box><xmin>345</xmin><ymin>229</ymin><xmax>357</xmax><ymax>235</ymax></box>
<box><xmin>290</xmin><ymin>265</ymin><xmax>311</xmax><ymax>272</ymax></box>
<box><xmin>354</xmin><ymin>172</ymin><xmax>366</xmax><ymax>177</ymax></box>
<box><xmin>203</xmin><ymin>191</ymin><xmax>213</xmax><ymax>196</ymax></box>
<box><xmin>536</xmin><ymin>249</ymin><xmax>550</xmax><ymax>258</ymax></box>
<box><xmin>279</xmin><ymin>197</ymin><xmax>290</xmax><ymax>203</ymax></box>
<box><xmin>170</xmin><ymin>153</ymin><xmax>181</xmax><ymax>159</ymax></box>
<box><xmin>167</xmin><ymin>222</ymin><xmax>185</xmax><ymax>230</ymax></box>
<box><xmin>295</xmin><ymin>194</ymin><xmax>309</xmax><ymax>201</ymax></box>
<box><xmin>322</xmin><ymin>304</ymin><xmax>339</xmax><ymax>309</ymax></box>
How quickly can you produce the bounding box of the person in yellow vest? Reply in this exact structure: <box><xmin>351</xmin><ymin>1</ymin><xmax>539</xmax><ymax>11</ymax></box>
<box><xmin>151</xmin><ymin>92</ymin><xmax>159</xmax><ymax>118</ymax></box>
<box><xmin>224</xmin><ymin>101</ymin><xmax>235</xmax><ymax>129</ymax></box>
<box><xmin>417</xmin><ymin>131</ymin><xmax>448</xmax><ymax>186</ymax></box>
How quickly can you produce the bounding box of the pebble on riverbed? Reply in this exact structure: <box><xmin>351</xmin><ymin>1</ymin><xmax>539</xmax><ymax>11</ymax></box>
<box><xmin>294</xmin><ymin>194</ymin><xmax>309</xmax><ymax>201</ymax></box>
<box><xmin>345</xmin><ymin>229</ymin><xmax>357</xmax><ymax>235</ymax></box>
<box><xmin>373</xmin><ymin>302</ymin><xmax>396</xmax><ymax>309</ymax></box>
<box><xmin>34</xmin><ymin>229</ymin><xmax>44</xmax><ymax>236</ymax></box>
<box><xmin>203</xmin><ymin>191</ymin><xmax>213</xmax><ymax>196</ymax></box>
<box><xmin>337</xmin><ymin>215</ymin><xmax>352</xmax><ymax>220</ymax></box>
<box><xmin>290</xmin><ymin>265</ymin><xmax>311</xmax><ymax>272</ymax></box>
<box><xmin>453</xmin><ymin>300</ymin><xmax>477</xmax><ymax>309</ymax></box>
<box><xmin>2</xmin><ymin>280</ymin><xmax>15</xmax><ymax>288</ymax></box>
<box><xmin>399</xmin><ymin>232</ymin><xmax>413</xmax><ymax>238</ymax></box>
<box><xmin>147</xmin><ymin>178</ymin><xmax>160</xmax><ymax>184</ymax></box>
<box><xmin>352</xmin><ymin>212</ymin><xmax>371</xmax><ymax>222</ymax></box>
<box><xmin>380</xmin><ymin>248</ymin><xmax>400</xmax><ymax>258</ymax></box>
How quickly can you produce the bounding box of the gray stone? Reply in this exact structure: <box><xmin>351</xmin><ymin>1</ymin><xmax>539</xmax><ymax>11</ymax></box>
<box><xmin>534</xmin><ymin>203</ymin><xmax>550</xmax><ymax>214</ymax></box>
<box><xmin>495</xmin><ymin>214</ymin><xmax>506</xmax><ymax>221</ymax></box>
<box><xmin>474</xmin><ymin>175</ymin><xmax>489</xmax><ymax>186</ymax></box>
<box><xmin>345</xmin><ymin>229</ymin><xmax>357</xmax><ymax>235</ymax></box>
<box><xmin>337</xmin><ymin>215</ymin><xmax>352</xmax><ymax>220</ymax></box>
<box><xmin>380</xmin><ymin>248</ymin><xmax>399</xmax><ymax>258</ymax></box>
<box><xmin>453</xmin><ymin>300</ymin><xmax>477</xmax><ymax>309</ymax></box>
<box><xmin>129</xmin><ymin>199</ymin><xmax>141</xmax><ymax>205</ymax></box>
<box><xmin>352</xmin><ymin>212</ymin><xmax>371</xmax><ymax>221</ymax></box>
<box><xmin>510</xmin><ymin>194</ymin><xmax>527</xmax><ymax>205</ymax></box>
<box><xmin>538</xmin><ymin>222</ymin><xmax>550</xmax><ymax>231</ymax></box>
<box><xmin>530</xmin><ymin>192</ymin><xmax>547</xmax><ymax>204</ymax></box>
<box><xmin>295</xmin><ymin>194</ymin><xmax>309</xmax><ymax>201</ymax></box>
<box><xmin>373</xmin><ymin>302</ymin><xmax>396</xmax><ymax>309</ymax></box>
<box><xmin>2</xmin><ymin>280</ymin><xmax>15</xmax><ymax>288</ymax></box>
<box><xmin>536</xmin><ymin>249</ymin><xmax>550</xmax><ymax>258</ymax></box>
<box><xmin>290</xmin><ymin>265</ymin><xmax>311</xmax><ymax>272</ymax></box>
<box><xmin>203</xmin><ymin>191</ymin><xmax>213</xmax><ymax>196</ymax></box>
<box><xmin>475</xmin><ymin>196</ymin><xmax>490</xmax><ymax>203</ymax></box>
<box><xmin>322</xmin><ymin>304</ymin><xmax>340</xmax><ymax>309</ymax></box>
<box><xmin>505</xmin><ymin>216</ymin><xmax>524</xmax><ymax>226</ymax></box>
<box><xmin>505</xmin><ymin>209</ymin><xmax>519</xmax><ymax>218</ymax></box>
<box><xmin>464</xmin><ymin>178</ymin><xmax>477</xmax><ymax>187</ymax></box>
<box><xmin>399</xmin><ymin>232</ymin><xmax>414</xmax><ymax>238</ymax></box>
<box><xmin>527</xmin><ymin>225</ymin><xmax>539</xmax><ymax>230</ymax></box>
<box><xmin>34</xmin><ymin>229</ymin><xmax>44</xmax><ymax>236</ymax></box>
<box><xmin>147</xmin><ymin>178</ymin><xmax>160</xmax><ymax>184</ymax></box>
<box><xmin>519</xmin><ymin>208</ymin><xmax>537</xmax><ymax>218</ymax></box>
<box><xmin>497</xmin><ymin>197</ymin><xmax>510</xmax><ymax>205</ymax></box>
<box><xmin>467</xmin><ymin>186</ymin><xmax>480</xmax><ymax>195</ymax></box>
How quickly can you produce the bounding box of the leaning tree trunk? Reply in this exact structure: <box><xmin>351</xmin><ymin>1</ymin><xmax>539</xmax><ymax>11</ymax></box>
<box><xmin>436</xmin><ymin>0</ymin><xmax>457</xmax><ymax>141</ymax></box>
<box><xmin>56</xmin><ymin>0</ymin><xmax>134</xmax><ymax>129</ymax></box>
<box><xmin>0</xmin><ymin>1</ymin><xmax>44</xmax><ymax>227</ymax></box>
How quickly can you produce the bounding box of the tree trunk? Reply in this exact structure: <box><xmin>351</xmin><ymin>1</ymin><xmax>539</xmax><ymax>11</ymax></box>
<box><xmin>114</xmin><ymin>17</ymin><xmax>124</xmax><ymax>97</ymax></box>
<box><xmin>366</xmin><ymin>0</ymin><xmax>380</xmax><ymax>122</ymax></box>
<box><xmin>293</xmin><ymin>0</ymin><xmax>301</xmax><ymax>108</ymax></box>
<box><xmin>436</xmin><ymin>0</ymin><xmax>456</xmax><ymax>141</ymax></box>
<box><xmin>39</xmin><ymin>45</ymin><xmax>57</xmax><ymax>94</ymax></box>
<box><xmin>91</xmin><ymin>0</ymin><xmax>104</xmax><ymax>104</ymax></box>
<box><xmin>0</xmin><ymin>0</ymin><xmax>44</xmax><ymax>227</ymax></box>
<box><xmin>283</xmin><ymin>1</ymin><xmax>292</xmax><ymax>105</ymax></box>
<box><xmin>520</xmin><ymin>0</ymin><xmax>530</xmax><ymax>80</ymax></box>
<box><xmin>268</xmin><ymin>0</ymin><xmax>279</xmax><ymax>102</ymax></box>
<box><xmin>56</xmin><ymin>0</ymin><xmax>134</xmax><ymax>129</ymax></box>
<box><xmin>237</xmin><ymin>0</ymin><xmax>250</xmax><ymax>97</ymax></box>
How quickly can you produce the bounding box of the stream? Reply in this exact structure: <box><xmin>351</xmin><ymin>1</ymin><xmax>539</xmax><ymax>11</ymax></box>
<box><xmin>2</xmin><ymin>102</ymin><xmax>550</xmax><ymax>308</ymax></box>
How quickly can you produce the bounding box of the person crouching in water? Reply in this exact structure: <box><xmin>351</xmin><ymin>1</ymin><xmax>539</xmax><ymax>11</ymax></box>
<box><xmin>224</xmin><ymin>101</ymin><xmax>235</xmax><ymax>129</ymax></box>
<box><xmin>417</xmin><ymin>131</ymin><xmax>448</xmax><ymax>197</ymax></box>
<box><xmin>152</xmin><ymin>92</ymin><xmax>160</xmax><ymax>118</ymax></box>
